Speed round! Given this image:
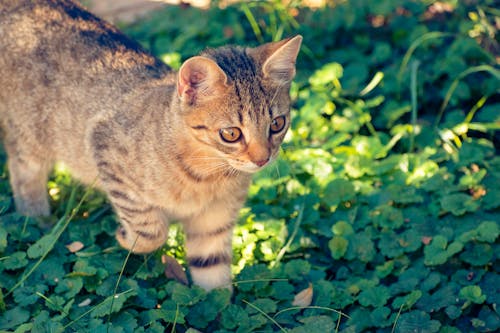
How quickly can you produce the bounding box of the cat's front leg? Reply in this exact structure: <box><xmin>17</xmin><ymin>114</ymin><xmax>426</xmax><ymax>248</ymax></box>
<box><xmin>184</xmin><ymin>204</ymin><xmax>239</xmax><ymax>291</ymax></box>
<box><xmin>108</xmin><ymin>191</ymin><xmax>169</xmax><ymax>254</ymax></box>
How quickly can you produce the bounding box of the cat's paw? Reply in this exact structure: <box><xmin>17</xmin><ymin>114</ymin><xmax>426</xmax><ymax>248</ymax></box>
<box><xmin>115</xmin><ymin>225</ymin><xmax>167</xmax><ymax>254</ymax></box>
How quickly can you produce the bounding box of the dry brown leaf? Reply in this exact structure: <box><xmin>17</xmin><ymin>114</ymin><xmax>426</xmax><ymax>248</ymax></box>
<box><xmin>292</xmin><ymin>283</ymin><xmax>313</xmax><ymax>307</ymax></box>
<box><xmin>66</xmin><ymin>241</ymin><xmax>84</xmax><ymax>253</ymax></box>
<box><xmin>162</xmin><ymin>254</ymin><xmax>188</xmax><ymax>285</ymax></box>
<box><xmin>422</xmin><ymin>236</ymin><xmax>433</xmax><ymax>245</ymax></box>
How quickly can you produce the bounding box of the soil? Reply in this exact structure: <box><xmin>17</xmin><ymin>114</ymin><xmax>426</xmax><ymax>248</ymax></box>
<box><xmin>85</xmin><ymin>0</ymin><xmax>210</xmax><ymax>23</ymax></box>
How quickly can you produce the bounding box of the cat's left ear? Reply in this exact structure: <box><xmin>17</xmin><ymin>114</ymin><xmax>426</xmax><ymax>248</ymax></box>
<box><xmin>254</xmin><ymin>35</ymin><xmax>302</xmax><ymax>85</ymax></box>
<box><xmin>177</xmin><ymin>56</ymin><xmax>228</xmax><ymax>105</ymax></box>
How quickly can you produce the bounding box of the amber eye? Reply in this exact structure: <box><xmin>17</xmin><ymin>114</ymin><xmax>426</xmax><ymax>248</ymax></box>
<box><xmin>219</xmin><ymin>127</ymin><xmax>242</xmax><ymax>143</ymax></box>
<box><xmin>270</xmin><ymin>115</ymin><xmax>286</xmax><ymax>134</ymax></box>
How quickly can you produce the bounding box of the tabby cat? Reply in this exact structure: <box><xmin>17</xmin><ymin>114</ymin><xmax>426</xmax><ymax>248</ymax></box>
<box><xmin>0</xmin><ymin>0</ymin><xmax>301</xmax><ymax>290</ymax></box>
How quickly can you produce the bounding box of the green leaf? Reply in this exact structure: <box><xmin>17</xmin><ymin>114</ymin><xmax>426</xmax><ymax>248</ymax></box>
<box><xmin>309</xmin><ymin>62</ymin><xmax>343</xmax><ymax>87</ymax></box>
<box><xmin>475</xmin><ymin>221</ymin><xmax>499</xmax><ymax>243</ymax></box>
<box><xmin>328</xmin><ymin>236</ymin><xmax>348</xmax><ymax>259</ymax></box>
<box><xmin>457</xmin><ymin>140</ymin><xmax>494</xmax><ymax>167</ymax></box>
<box><xmin>271</xmin><ymin>281</ymin><xmax>295</xmax><ymax>301</ymax></box>
<box><xmin>246</xmin><ymin>298</ymin><xmax>277</xmax><ymax>315</ymax></box>
<box><xmin>284</xmin><ymin>260</ymin><xmax>311</xmax><ymax>279</ymax></box>
<box><xmin>440</xmin><ymin>193</ymin><xmax>479</xmax><ymax>216</ymax></box>
<box><xmin>477</xmin><ymin>306</ymin><xmax>500</xmax><ymax>331</ymax></box>
<box><xmin>331</xmin><ymin>221</ymin><xmax>354</xmax><ymax>236</ymax></box>
<box><xmin>459</xmin><ymin>285</ymin><xmax>486</xmax><ymax>304</ymax></box>
<box><xmin>246</xmin><ymin>314</ymin><xmax>269</xmax><ymax>332</ymax></box>
<box><xmin>458</xmin><ymin>221</ymin><xmax>500</xmax><ymax>243</ymax></box>
<box><xmin>90</xmin><ymin>290</ymin><xmax>135</xmax><ymax>318</ymax></box>
<box><xmin>2</xmin><ymin>251</ymin><xmax>28</xmax><ymax>270</ymax></box>
<box><xmin>27</xmin><ymin>234</ymin><xmax>56</xmax><ymax>259</ymax></box>
<box><xmin>459</xmin><ymin>243</ymin><xmax>493</xmax><ymax>266</ymax></box>
<box><xmin>0</xmin><ymin>225</ymin><xmax>7</xmax><ymax>253</ymax></box>
<box><xmin>12</xmin><ymin>323</ymin><xmax>33</xmax><ymax>333</ymax></box>
<box><xmin>346</xmin><ymin>232</ymin><xmax>375</xmax><ymax>262</ymax></box>
<box><xmin>71</xmin><ymin>257</ymin><xmax>98</xmax><ymax>276</ymax></box>
<box><xmin>392</xmin><ymin>290</ymin><xmax>422</xmax><ymax>310</ymax></box>
<box><xmin>346</xmin><ymin>308</ymin><xmax>373</xmax><ymax>331</ymax></box>
<box><xmin>0</xmin><ymin>307</ymin><xmax>30</xmax><ymax>330</ymax></box>
<box><xmin>220</xmin><ymin>304</ymin><xmax>250</xmax><ymax>330</ymax></box>
<box><xmin>186</xmin><ymin>289</ymin><xmax>230</xmax><ymax>328</ymax></box>
<box><xmin>375</xmin><ymin>260</ymin><xmax>395</xmax><ymax>278</ymax></box>
<box><xmin>459</xmin><ymin>169</ymin><xmax>486</xmax><ymax>188</ymax></box>
<box><xmin>421</xmin><ymin>272</ymin><xmax>441</xmax><ymax>292</ymax></box>
<box><xmin>113</xmin><ymin>312</ymin><xmax>139</xmax><ymax>332</ymax></box>
<box><xmin>424</xmin><ymin>236</ymin><xmax>463</xmax><ymax>266</ymax></box>
<box><xmin>480</xmin><ymin>273</ymin><xmax>500</xmax><ymax>305</ymax></box>
<box><xmin>13</xmin><ymin>285</ymin><xmax>48</xmax><ymax>307</ymax></box>
<box><xmin>482</xmin><ymin>188</ymin><xmax>500</xmax><ymax>210</ymax></box>
<box><xmin>440</xmin><ymin>326</ymin><xmax>462</xmax><ymax>333</ymax></box>
<box><xmin>445</xmin><ymin>305</ymin><xmax>462</xmax><ymax>320</ymax></box>
<box><xmin>358</xmin><ymin>285</ymin><xmax>391</xmax><ymax>307</ymax></box>
<box><xmin>379</xmin><ymin>232</ymin><xmax>405</xmax><ymax>258</ymax></box>
<box><xmin>292</xmin><ymin>315</ymin><xmax>336</xmax><ymax>332</ymax></box>
<box><xmin>44</xmin><ymin>295</ymin><xmax>66</xmax><ymax>312</ymax></box>
<box><xmin>371</xmin><ymin>204</ymin><xmax>404</xmax><ymax>229</ymax></box>
<box><xmin>54</xmin><ymin>277</ymin><xmax>84</xmax><ymax>299</ymax></box>
<box><xmin>171</xmin><ymin>284</ymin><xmax>205</xmax><ymax>306</ymax></box>
<box><xmin>351</xmin><ymin>135</ymin><xmax>386</xmax><ymax>158</ymax></box>
<box><xmin>418</xmin><ymin>284</ymin><xmax>461</xmax><ymax>312</ymax></box>
<box><xmin>323</xmin><ymin>178</ymin><xmax>356</xmax><ymax>207</ymax></box>
<box><xmin>395</xmin><ymin>310</ymin><xmax>441</xmax><ymax>333</ymax></box>
<box><xmin>370</xmin><ymin>306</ymin><xmax>392</xmax><ymax>328</ymax></box>
<box><xmin>421</xmin><ymin>169</ymin><xmax>456</xmax><ymax>193</ymax></box>
<box><xmin>0</xmin><ymin>288</ymin><xmax>4</xmax><ymax>312</ymax></box>
<box><xmin>32</xmin><ymin>310</ymin><xmax>65</xmax><ymax>333</ymax></box>
<box><xmin>148</xmin><ymin>300</ymin><xmax>186</xmax><ymax>325</ymax></box>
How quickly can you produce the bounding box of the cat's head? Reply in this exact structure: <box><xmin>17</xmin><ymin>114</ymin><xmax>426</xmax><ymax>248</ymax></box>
<box><xmin>176</xmin><ymin>36</ymin><xmax>302</xmax><ymax>174</ymax></box>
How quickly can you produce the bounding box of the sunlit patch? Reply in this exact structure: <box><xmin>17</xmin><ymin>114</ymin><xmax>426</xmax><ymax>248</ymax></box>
<box><xmin>48</xmin><ymin>187</ymin><xmax>60</xmax><ymax>199</ymax></box>
<box><xmin>160</xmin><ymin>52</ymin><xmax>182</xmax><ymax>69</ymax></box>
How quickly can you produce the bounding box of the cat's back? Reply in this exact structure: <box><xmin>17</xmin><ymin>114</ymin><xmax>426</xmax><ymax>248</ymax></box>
<box><xmin>0</xmin><ymin>0</ymin><xmax>169</xmax><ymax>85</ymax></box>
<box><xmin>0</xmin><ymin>0</ymin><xmax>172</xmax><ymax>138</ymax></box>
<box><xmin>0</xmin><ymin>0</ymin><xmax>173</xmax><ymax>182</ymax></box>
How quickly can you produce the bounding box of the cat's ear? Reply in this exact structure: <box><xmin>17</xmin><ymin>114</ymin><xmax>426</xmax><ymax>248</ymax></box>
<box><xmin>259</xmin><ymin>35</ymin><xmax>302</xmax><ymax>85</ymax></box>
<box><xmin>177</xmin><ymin>56</ymin><xmax>228</xmax><ymax>104</ymax></box>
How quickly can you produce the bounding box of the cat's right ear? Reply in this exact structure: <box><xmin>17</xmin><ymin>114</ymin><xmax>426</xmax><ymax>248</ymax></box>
<box><xmin>259</xmin><ymin>35</ymin><xmax>302</xmax><ymax>86</ymax></box>
<box><xmin>177</xmin><ymin>56</ymin><xmax>228</xmax><ymax>105</ymax></box>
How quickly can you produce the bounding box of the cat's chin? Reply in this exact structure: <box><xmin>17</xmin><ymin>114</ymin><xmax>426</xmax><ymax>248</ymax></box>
<box><xmin>234</xmin><ymin>165</ymin><xmax>263</xmax><ymax>174</ymax></box>
<box><xmin>228</xmin><ymin>160</ymin><xmax>272</xmax><ymax>174</ymax></box>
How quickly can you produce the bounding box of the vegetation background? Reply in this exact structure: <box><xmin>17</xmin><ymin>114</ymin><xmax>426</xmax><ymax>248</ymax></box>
<box><xmin>1</xmin><ymin>0</ymin><xmax>499</xmax><ymax>332</ymax></box>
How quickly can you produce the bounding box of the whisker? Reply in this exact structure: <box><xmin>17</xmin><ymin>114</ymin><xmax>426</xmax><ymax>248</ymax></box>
<box><xmin>274</xmin><ymin>162</ymin><xmax>281</xmax><ymax>179</ymax></box>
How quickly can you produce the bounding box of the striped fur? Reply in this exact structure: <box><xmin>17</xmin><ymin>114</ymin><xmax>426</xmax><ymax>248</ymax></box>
<box><xmin>0</xmin><ymin>0</ymin><xmax>301</xmax><ymax>290</ymax></box>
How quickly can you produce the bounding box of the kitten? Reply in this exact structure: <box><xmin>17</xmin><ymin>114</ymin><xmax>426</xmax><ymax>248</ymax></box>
<box><xmin>0</xmin><ymin>0</ymin><xmax>301</xmax><ymax>290</ymax></box>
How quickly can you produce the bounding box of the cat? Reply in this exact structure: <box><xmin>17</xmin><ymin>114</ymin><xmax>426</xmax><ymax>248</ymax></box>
<box><xmin>0</xmin><ymin>0</ymin><xmax>302</xmax><ymax>290</ymax></box>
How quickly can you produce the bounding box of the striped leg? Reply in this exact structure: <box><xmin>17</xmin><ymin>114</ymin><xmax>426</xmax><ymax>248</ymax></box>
<box><xmin>184</xmin><ymin>207</ymin><xmax>237</xmax><ymax>291</ymax></box>
<box><xmin>113</xmin><ymin>201</ymin><xmax>169</xmax><ymax>254</ymax></box>
<box><xmin>94</xmin><ymin>156</ymin><xmax>168</xmax><ymax>254</ymax></box>
<box><xmin>7</xmin><ymin>155</ymin><xmax>50</xmax><ymax>217</ymax></box>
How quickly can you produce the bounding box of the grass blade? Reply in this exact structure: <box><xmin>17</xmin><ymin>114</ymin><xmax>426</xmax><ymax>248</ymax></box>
<box><xmin>240</xmin><ymin>3</ymin><xmax>263</xmax><ymax>43</ymax></box>
<box><xmin>435</xmin><ymin>65</ymin><xmax>500</xmax><ymax>128</ymax></box>
<box><xmin>242</xmin><ymin>299</ymin><xmax>288</xmax><ymax>333</ymax></box>
<box><xmin>409</xmin><ymin>60</ymin><xmax>420</xmax><ymax>153</ymax></box>
<box><xmin>6</xmin><ymin>184</ymin><xmax>94</xmax><ymax>297</ymax></box>
<box><xmin>106</xmin><ymin>236</ymin><xmax>138</xmax><ymax>332</ymax></box>
<box><xmin>398</xmin><ymin>32</ymin><xmax>454</xmax><ymax>81</ymax></box>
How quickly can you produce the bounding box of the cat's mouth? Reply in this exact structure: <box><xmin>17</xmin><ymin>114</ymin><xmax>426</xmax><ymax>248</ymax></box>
<box><xmin>228</xmin><ymin>157</ymin><xmax>274</xmax><ymax>174</ymax></box>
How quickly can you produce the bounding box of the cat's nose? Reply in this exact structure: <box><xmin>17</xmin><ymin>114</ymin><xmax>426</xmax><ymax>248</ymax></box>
<box><xmin>254</xmin><ymin>158</ymin><xmax>270</xmax><ymax>167</ymax></box>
